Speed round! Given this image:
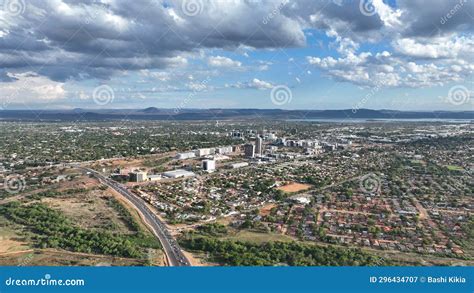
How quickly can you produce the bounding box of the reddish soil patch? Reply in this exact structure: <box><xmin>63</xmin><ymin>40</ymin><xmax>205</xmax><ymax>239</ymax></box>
<box><xmin>276</xmin><ymin>182</ymin><xmax>312</xmax><ymax>193</ymax></box>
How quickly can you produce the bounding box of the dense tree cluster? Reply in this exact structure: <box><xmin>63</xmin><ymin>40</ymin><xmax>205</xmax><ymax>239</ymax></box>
<box><xmin>106</xmin><ymin>197</ymin><xmax>141</xmax><ymax>232</ymax></box>
<box><xmin>180</xmin><ymin>236</ymin><xmax>390</xmax><ymax>266</ymax></box>
<box><xmin>26</xmin><ymin>188</ymin><xmax>90</xmax><ymax>200</ymax></box>
<box><xmin>196</xmin><ymin>223</ymin><xmax>228</xmax><ymax>237</ymax></box>
<box><xmin>0</xmin><ymin>202</ymin><xmax>158</xmax><ymax>258</ymax></box>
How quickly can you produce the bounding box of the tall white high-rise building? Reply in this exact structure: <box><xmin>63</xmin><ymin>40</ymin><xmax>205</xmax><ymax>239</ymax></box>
<box><xmin>255</xmin><ymin>136</ymin><xmax>263</xmax><ymax>156</ymax></box>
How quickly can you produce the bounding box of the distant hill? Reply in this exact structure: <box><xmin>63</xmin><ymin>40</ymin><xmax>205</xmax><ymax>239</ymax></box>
<box><xmin>141</xmin><ymin>107</ymin><xmax>161</xmax><ymax>113</ymax></box>
<box><xmin>0</xmin><ymin>108</ymin><xmax>473</xmax><ymax>121</ymax></box>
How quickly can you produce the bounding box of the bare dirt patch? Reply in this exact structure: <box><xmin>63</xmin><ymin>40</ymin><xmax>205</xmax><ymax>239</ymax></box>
<box><xmin>57</xmin><ymin>175</ymin><xmax>98</xmax><ymax>190</ymax></box>
<box><xmin>0</xmin><ymin>218</ymin><xmax>29</xmax><ymax>254</ymax></box>
<box><xmin>41</xmin><ymin>191</ymin><xmax>132</xmax><ymax>233</ymax></box>
<box><xmin>181</xmin><ymin>250</ymin><xmax>216</xmax><ymax>267</ymax></box>
<box><xmin>276</xmin><ymin>182</ymin><xmax>312</xmax><ymax>193</ymax></box>
<box><xmin>259</xmin><ymin>203</ymin><xmax>276</xmax><ymax>217</ymax></box>
<box><xmin>0</xmin><ymin>239</ymin><xmax>29</xmax><ymax>254</ymax></box>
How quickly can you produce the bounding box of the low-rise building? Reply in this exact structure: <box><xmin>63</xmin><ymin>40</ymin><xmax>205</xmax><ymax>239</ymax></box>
<box><xmin>202</xmin><ymin>159</ymin><xmax>216</xmax><ymax>172</ymax></box>
<box><xmin>215</xmin><ymin>146</ymin><xmax>233</xmax><ymax>154</ymax></box>
<box><xmin>176</xmin><ymin>152</ymin><xmax>196</xmax><ymax>160</ymax></box>
<box><xmin>163</xmin><ymin>169</ymin><xmax>196</xmax><ymax>178</ymax></box>
<box><xmin>231</xmin><ymin>162</ymin><xmax>249</xmax><ymax>169</ymax></box>
<box><xmin>147</xmin><ymin>174</ymin><xmax>162</xmax><ymax>181</ymax></box>
<box><xmin>195</xmin><ymin>148</ymin><xmax>214</xmax><ymax>157</ymax></box>
<box><xmin>129</xmin><ymin>171</ymin><xmax>147</xmax><ymax>182</ymax></box>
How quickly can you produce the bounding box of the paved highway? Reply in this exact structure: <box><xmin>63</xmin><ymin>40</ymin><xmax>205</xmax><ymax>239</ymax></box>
<box><xmin>83</xmin><ymin>168</ymin><xmax>191</xmax><ymax>267</ymax></box>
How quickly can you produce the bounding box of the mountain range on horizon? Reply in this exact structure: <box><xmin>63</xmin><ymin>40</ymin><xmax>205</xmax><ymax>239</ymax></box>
<box><xmin>0</xmin><ymin>108</ymin><xmax>473</xmax><ymax>122</ymax></box>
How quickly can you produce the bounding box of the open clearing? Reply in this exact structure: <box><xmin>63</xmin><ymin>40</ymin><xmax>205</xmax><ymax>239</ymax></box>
<box><xmin>445</xmin><ymin>165</ymin><xmax>464</xmax><ymax>171</ymax></box>
<box><xmin>0</xmin><ymin>249</ymin><xmax>148</xmax><ymax>266</ymax></box>
<box><xmin>41</xmin><ymin>190</ymin><xmax>132</xmax><ymax>233</ymax></box>
<box><xmin>259</xmin><ymin>203</ymin><xmax>276</xmax><ymax>217</ymax></box>
<box><xmin>181</xmin><ymin>250</ymin><xmax>216</xmax><ymax>267</ymax></box>
<box><xmin>225</xmin><ymin>230</ymin><xmax>295</xmax><ymax>244</ymax></box>
<box><xmin>0</xmin><ymin>217</ymin><xmax>29</xmax><ymax>254</ymax></box>
<box><xmin>276</xmin><ymin>182</ymin><xmax>312</xmax><ymax>193</ymax></box>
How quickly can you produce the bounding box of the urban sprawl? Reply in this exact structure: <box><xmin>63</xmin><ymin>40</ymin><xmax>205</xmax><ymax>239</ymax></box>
<box><xmin>0</xmin><ymin>121</ymin><xmax>472</xmax><ymax>266</ymax></box>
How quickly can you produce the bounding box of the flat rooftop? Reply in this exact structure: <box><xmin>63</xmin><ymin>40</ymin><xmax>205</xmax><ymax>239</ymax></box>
<box><xmin>162</xmin><ymin>169</ymin><xmax>195</xmax><ymax>178</ymax></box>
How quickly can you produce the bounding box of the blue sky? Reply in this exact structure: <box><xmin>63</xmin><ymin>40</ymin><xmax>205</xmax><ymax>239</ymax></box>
<box><xmin>0</xmin><ymin>0</ymin><xmax>473</xmax><ymax>111</ymax></box>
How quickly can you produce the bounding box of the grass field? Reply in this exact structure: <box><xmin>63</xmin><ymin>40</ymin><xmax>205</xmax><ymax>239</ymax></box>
<box><xmin>0</xmin><ymin>249</ymin><xmax>153</xmax><ymax>266</ymax></box>
<box><xmin>446</xmin><ymin>165</ymin><xmax>464</xmax><ymax>171</ymax></box>
<box><xmin>225</xmin><ymin>230</ymin><xmax>295</xmax><ymax>244</ymax></box>
<box><xmin>0</xmin><ymin>216</ymin><xmax>30</xmax><ymax>254</ymax></box>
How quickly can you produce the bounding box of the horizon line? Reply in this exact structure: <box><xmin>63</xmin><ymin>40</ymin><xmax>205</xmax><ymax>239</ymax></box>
<box><xmin>1</xmin><ymin>108</ymin><xmax>473</xmax><ymax>113</ymax></box>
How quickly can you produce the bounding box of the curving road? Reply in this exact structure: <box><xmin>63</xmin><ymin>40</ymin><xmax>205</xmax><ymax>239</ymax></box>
<box><xmin>83</xmin><ymin>168</ymin><xmax>191</xmax><ymax>267</ymax></box>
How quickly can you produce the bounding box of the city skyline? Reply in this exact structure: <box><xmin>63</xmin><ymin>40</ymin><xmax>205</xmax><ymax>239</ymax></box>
<box><xmin>0</xmin><ymin>0</ymin><xmax>473</xmax><ymax>111</ymax></box>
